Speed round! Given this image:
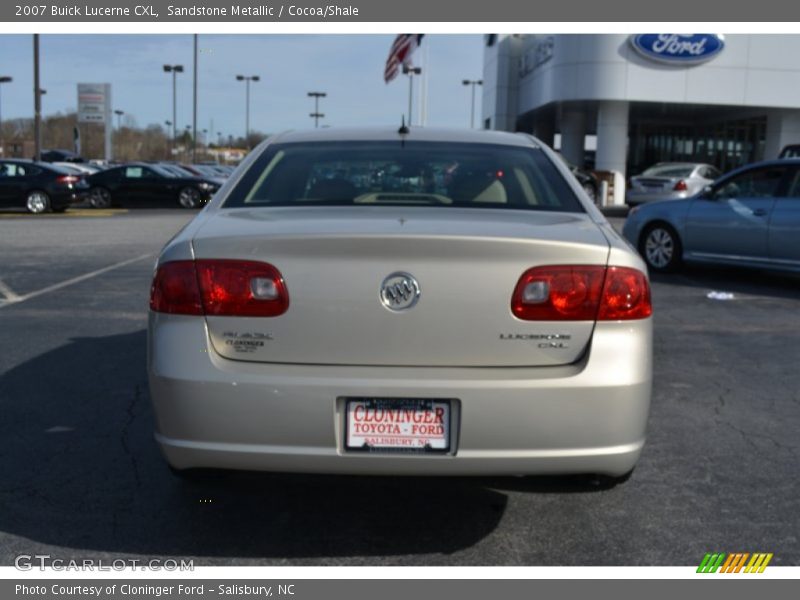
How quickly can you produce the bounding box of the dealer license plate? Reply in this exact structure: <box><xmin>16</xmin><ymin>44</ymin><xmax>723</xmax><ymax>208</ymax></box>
<box><xmin>345</xmin><ymin>398</ymin><xmax>451</xmax><ymax>453</ymax></box>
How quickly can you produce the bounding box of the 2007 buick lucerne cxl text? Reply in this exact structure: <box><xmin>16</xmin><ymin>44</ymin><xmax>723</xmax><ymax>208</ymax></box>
<box><xmin>147</xmin><ymin>127</ymin><xmax>652</xmax><ymax>484</ymax></box>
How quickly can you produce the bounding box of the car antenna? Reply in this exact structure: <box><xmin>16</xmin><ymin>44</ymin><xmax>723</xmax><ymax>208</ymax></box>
<box><xmin>398</xmin><ymin>115</ymin><xmax>409</xmax><ymax>147</ymax></box>
<box><xmin>398</xmin><ymin>115</ymin><xmax>410</xmax><ymax>136</ymax></box>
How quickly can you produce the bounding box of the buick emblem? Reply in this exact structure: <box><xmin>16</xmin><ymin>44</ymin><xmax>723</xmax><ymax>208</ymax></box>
<box><xmin>380</xmin><ymin>272</ymin><xmax>420</xmax><ymax>311</ymax></box>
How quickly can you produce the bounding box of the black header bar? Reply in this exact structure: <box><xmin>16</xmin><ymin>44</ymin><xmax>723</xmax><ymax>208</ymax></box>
<box><xmin>2</xmin><ymin>0</ymin><xmax>798</xmax><ymax>22</ymax></box>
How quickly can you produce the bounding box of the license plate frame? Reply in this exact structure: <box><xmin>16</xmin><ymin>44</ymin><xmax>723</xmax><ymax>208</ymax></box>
<box><xmin>344</xmin><ymin>397</ymin><xmax>453</xmax><ymax>454</ymax></box>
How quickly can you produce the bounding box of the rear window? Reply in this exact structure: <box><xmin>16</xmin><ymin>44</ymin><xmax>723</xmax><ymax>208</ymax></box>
<box><xmin>45</xmin><ymin>164</ymin><xmax>77</xmax><ymax>175</ymax></box>
<box><xmin>223</xmin><ymin>141</ymin><xmax>583</xmax><ymax>212</ymax></box>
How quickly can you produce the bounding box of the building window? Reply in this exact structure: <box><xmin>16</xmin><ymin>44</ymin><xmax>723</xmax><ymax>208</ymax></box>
<box><xmin>629</xmin><ymin>116</ymin><xmax>766</xmax><ymax>174</ymax></box>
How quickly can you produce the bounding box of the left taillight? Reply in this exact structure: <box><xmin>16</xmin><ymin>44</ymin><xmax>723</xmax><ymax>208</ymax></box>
<box><xmin>195</xmin><ymin>259</ymin><xmax>289</xmax><ymax>317</ymax></box>
<box><xmin>149</xmin><ymin>259</ymin><xmax>289</xmax><ymax>317</ymax></box>
<box><xmin>149</xmin><ymin>261</ymin><xmax>203</xmax><ymax>315</ymax></box>
<box><xmin>56</xmin><ymin>175</ymin><xmax>80</xmax><ymax>185</ymax></box>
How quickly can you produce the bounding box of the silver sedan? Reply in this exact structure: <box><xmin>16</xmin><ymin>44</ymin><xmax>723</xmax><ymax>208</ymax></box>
<box><xmin>147</xmin><ymin>127</ymin><xmax>653</xmax><ymax>483</ymax></box>
<box><xmin>623</xmin><ymin>159</ymin><xmax>800</xmax><ymax>273</ymax></box>
<box><xmin>626</xmin><ymin>162</ymin><xmax>721</xmax><ymax>206</ymax></box>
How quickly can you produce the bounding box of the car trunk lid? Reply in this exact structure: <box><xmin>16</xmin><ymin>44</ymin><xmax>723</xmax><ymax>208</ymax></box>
<box><xmin>630</xmin><ymin>176</ymin><xmax>681</xmax><ymax>193</ymax></box>
<box><xmin>191</xmin><ymin>206</ymin><xmax>610</xmax><ymax>367</ymax></box>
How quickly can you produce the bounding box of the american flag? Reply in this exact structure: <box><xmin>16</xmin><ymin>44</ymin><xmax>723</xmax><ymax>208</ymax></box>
<box><xmin>384</xmin><ymin>34</ymin><xmax>424</xmax><ymax>83</ymax></box>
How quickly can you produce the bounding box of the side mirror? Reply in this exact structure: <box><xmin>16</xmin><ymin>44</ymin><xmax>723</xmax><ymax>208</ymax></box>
<box><xmin>699</xmin><ymin>185</ymin><xmax>714</xmax><ymax>199</ymax></box>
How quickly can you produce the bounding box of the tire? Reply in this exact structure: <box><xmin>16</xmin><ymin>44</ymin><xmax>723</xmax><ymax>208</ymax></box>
<box><xmin>89</xmin><ymin>187</ymin><xmax>112</xmax><ymax>209</ymax></box>
<box><xmin>26</xmin><ymin>190</ymin><xmax>51</xmax><ymax>214</ymax></box>
<box><xmin>168</xmin><ymin>465</ymin><xmax>204</xmax><ymax>481</ymax></box>
<box><xmin>178</xmin><ymin>186</ymin><xmax>202</xmax><ymax>209</ymax></box>
<box><xmin>168</xmin><ymin>464</ymin><xmax>230</xmax><ymax>482</ymax></box>
<box><xmin>588</xmin><ymin>469</ymin><xmax>635</xmax><ymax>489</ymax></box>
<box><xmin>639</xmin><ymin>223</ymin><xmax>682</xmax><ymax>273</ymax></box>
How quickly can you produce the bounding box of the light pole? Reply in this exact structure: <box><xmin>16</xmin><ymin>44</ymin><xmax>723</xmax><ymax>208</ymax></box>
<box><xmin>0</xmin><ymin>76</ymin><xmax>11</xmax><ymax>157</ymax></box>
<box><xmin>163</xmin><ymin>64</ymin><xmax>183</xmax><ymax>155</ymax></box>
<box><xmin>33</xmin><ymin>34</ymin><xmax>41</xmax><ymax>161</ymax></box>
<box><xmin>113</xmin><ymin>109</ymin><xmax>124</xmax><ymax>160</ymax></box>
<box><xmin>462</xmin><ymin>79</ymin><xmax>483</xmax><ymax>129</ymax></box>
<box><xmin>37</xmin><ymin>88</ymin><xmax>46</xmax><ymax>153</ymax></box>
<box><xmin>236</xmin><ymin>75</ymin><xmax>259</xmax><ymax>148</ymax></box>
<box><xmin>307</xmin><ymin>91</ymin><xmax>326</xmax><ymax>128</ymax></box>
<box><xmin>164</xmin><ymin>121</ymin><xmax>172</xmax><ymax>159</ymax></box>
<box><xmin>402</xmin><ymin>65</ymin><xmax>422</xmax><ymax>126</ymax></box>
<box><xmin>192</xmin><ymin>34</ymin><xmax>198</xmax><ymax>163</ymax></box>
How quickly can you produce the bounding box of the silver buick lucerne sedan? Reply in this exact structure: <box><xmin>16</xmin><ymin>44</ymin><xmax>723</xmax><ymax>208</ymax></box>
<box><xmin>148</xmin><ymin>127</ymin><xmax>653</xmax><ymax>483</ymax></box>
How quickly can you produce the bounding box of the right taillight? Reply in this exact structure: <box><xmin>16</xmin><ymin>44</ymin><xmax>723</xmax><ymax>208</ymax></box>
<box><xmin>512</xmin><ymin>265</ymin><xmax>651</xmax><ymax>321</ymax></box>
<box><xmin>149</xmin><ymin>259</ymin><xmax>289</xmax><ymax>317</ymax></box>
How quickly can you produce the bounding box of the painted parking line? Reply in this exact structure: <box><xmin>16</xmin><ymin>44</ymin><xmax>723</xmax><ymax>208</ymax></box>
<box><xmin>0</xmin><ymin>253</ymin><xmax>153</xmax><ymax>309</ymax></box>
<box><xmin>0</xmin><ymin>209</ymin><xmax>128</xmax><ymax>219</ymax></box>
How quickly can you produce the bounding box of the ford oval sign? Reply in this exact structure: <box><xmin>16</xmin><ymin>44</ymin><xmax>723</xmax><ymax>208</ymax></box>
<box><xmin>631</xmin><ymin>34</ymin><xmax>725</xmax><ymax>65</ymax></box>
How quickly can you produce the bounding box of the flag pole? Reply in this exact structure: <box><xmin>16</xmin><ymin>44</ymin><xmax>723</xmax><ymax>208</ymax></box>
<box><xmin>421</xmin><ymin>40</ymin><xmax>428</xmax><ymax>127</ymax></box>
<box><xmin>402</xmin><ymin>64</ymin><xmax>422</xmax><ymax>126</ymax></box>
<box><xmin>408</xmin><ymin>73</ymin><xmax>413</xmax><ymax>125</ymax></box>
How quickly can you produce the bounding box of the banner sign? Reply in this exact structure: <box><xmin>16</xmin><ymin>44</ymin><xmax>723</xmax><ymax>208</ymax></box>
<box><xmin>77</xmin><ymin>83</ymin><xmax>111</xmax><ymax>124</ymax></box>
<box><xmin>631</xmin><ymin>34</ymin><xmax>725</xmax><ymax>64</ymax></box>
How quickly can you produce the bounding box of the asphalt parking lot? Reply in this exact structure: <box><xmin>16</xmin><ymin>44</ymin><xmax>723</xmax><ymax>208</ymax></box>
<box><xmin>0</xmin><ymin>208</ymin><xmax>798</xmax><ymax>566</ymax></box>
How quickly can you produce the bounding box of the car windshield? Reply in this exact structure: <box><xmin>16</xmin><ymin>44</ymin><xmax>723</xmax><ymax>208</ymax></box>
<box><xmin>780</xmin><ymin>146</ymin><xmax>800</xmax><ymax>158</ymax></box>
<box><xmin>173</xmin><ymin>165</ymin><xmax>198</xmax><ymax>176</ymax></box>
<box><xmin>641</xmin><ymin>164</ymin><xmax>696</xmax><ymax>178</ymax></box>
<box><xmin>151</xmin><ymin>165</ymin><xmax>179</xmax><ymax>178</ymax></box>
<box><xmin>194</xmin><ymin>165</ymin><xmax>219</xmax><ymax>177</ymax></box>
<box><xmin>224</xmin><ymin>141</ymin><xmax>583</xmax><ymax>212</ymax></box>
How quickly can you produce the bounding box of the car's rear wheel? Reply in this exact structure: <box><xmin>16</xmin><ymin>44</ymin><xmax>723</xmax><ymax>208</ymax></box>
<box><xmin>589</xmin><ymin>468</ymin><xmax>635</xmax><ymax>488</ymax></box>
<box><xmin>178</xmin><ymin>186</ymin><xmax>202</xmax><ymax>209</ymax></box>
<box><xmin>168</xmin><ymin>464</ymin><xmax>232</xmax><ymax>482</ymax></box>
<box><xmin>90</xmin><ymin>187</ymin><xmax>112</xmax><ymax>209</ymax></box>
<box><xmin>640</xmin><ymin>223</ymin><xmax>682</xmax><ymax>273</ymax></box>
<box><xmin>26</xmin><ymin>190</ymin><xmax>51</xmax><ymax>214</ymax></box>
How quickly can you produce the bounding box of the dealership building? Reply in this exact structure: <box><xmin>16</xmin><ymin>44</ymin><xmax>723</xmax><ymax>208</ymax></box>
<box><xmin>482</xmin><ymin>34</ymin><xmax>800</xmax><ymax>203</ymax></box>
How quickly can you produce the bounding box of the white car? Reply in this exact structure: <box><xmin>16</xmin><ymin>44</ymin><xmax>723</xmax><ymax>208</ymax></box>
<box><xmin>148</xmin><ymin>127</ymin><xmax>653</xmax><ymax>483</ymax></box>
<box><xmin>626</xmin><ymin>162</ymin><xmax>721</xmax><ymax>206</ymax></box>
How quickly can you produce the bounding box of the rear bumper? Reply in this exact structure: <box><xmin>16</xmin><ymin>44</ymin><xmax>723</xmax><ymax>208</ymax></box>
<box><xmin>148</xmin><ymin>314</ymin><xmax>652</xmax><ymax>477</ymax></box>
<box><xmin>51</xmin><ymin>189</ymin><xmax>89</xmax><ymax>208</ymax></box>
<box><xmin>626</xmin><ymin>191</ymin><xmax>690</xmax><ymax>205</ymax></box>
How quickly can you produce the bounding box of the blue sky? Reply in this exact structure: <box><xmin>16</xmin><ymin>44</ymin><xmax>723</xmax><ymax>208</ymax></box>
<box><xmin>0</xmin><ymin>34</ymin><xmax>484</xmax><ymax>139</ymax></box>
